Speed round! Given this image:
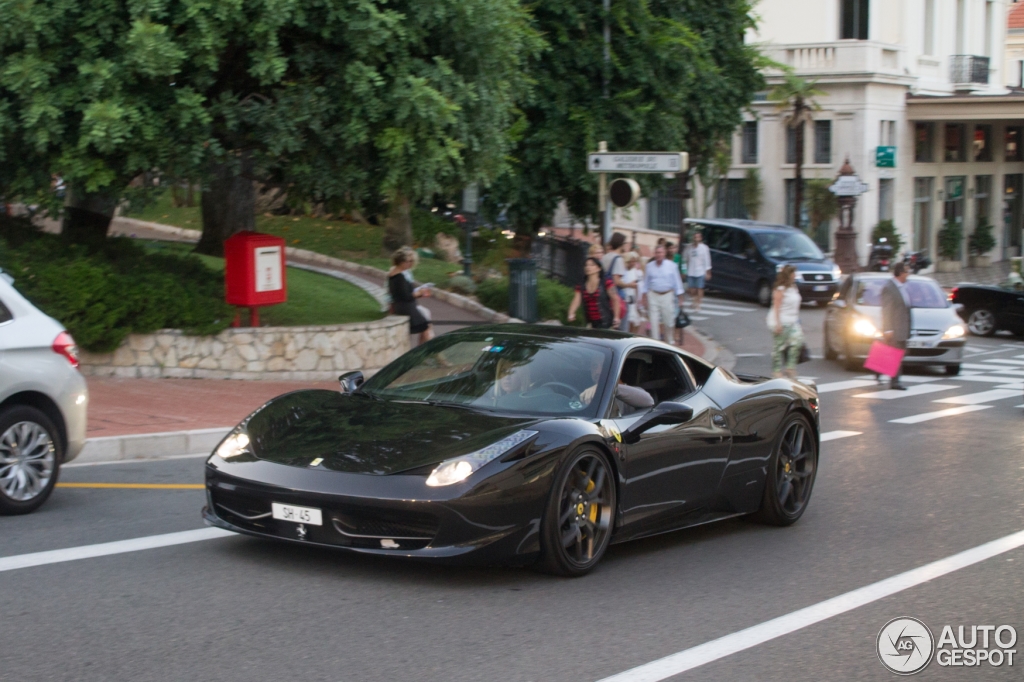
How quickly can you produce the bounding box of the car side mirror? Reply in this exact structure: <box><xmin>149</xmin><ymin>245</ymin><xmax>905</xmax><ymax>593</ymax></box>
<box><xmin>621</xmin><ymin>402</ymin><xmax>694</xmax><ymax>444</ymax></box>
<box><xmin>339</xmin><ymin>371</ymin><xmax>365</xmax><ymax>394</ymax></box>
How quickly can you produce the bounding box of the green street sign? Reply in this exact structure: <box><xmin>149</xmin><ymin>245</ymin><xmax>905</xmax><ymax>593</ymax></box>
<box><xmin>875</xmin><ymin>146</ymin><xmax>896</xmax><ymax>168</ymax></box>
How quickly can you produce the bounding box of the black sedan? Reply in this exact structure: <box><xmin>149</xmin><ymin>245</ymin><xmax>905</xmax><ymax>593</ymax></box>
<box><xmin>950</xmin><ymin>277</ymin><xmax>1024</xmax><ymax>337</ymax></box>
<box><xmin>203</xmin><ymin>326</ymin><xmax>820</xmax><ymax>576</ymax></box>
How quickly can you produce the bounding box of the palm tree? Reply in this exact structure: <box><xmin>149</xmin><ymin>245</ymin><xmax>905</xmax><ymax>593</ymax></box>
<box><xmin>769</xmin><ymin>73</ymin><xmax>826</xmax><ymax>230</ymax></box>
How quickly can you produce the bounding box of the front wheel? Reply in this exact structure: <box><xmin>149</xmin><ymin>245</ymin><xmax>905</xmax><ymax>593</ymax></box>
<box><xmin>967</xmin><ymin>309</ymin><xmax>996</xmax><ymax>337</ymax></box>
<box><xmin>756</xmin><ymin>281</ymin><xmax>772</xmax><ymax>308</ymax></box>
<box><xmin>752</xmin><ymin>413</ymin><xmax>818</xmax><ymax>526</ymax></box>
<box><xmin>537</xmin><ymin>448</ymin><xmax>616</xmax><ymax>577</ymax></box>
<box><xmin>945</xmin><ymin>364</ymin><xmax>961</xmax><ymax>376</ymax></box>
<box><xmin>0</xmin><ymin>405</ymin><xmax>62</xmax><ymax>515</ymax></box>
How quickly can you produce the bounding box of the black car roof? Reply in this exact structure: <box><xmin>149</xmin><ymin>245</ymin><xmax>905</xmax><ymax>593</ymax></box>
<box><xmin>685</xmin><ymin>218</ymin><xmax>799</xmax><ymax>234</ymax></box>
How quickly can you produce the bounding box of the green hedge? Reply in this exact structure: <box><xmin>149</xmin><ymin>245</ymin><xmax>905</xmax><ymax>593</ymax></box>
<box><xmin>0</xmin><ymin>220</ymin><xmax>232</xmax><ymax>352</ymax></box>
<box><xmin>476</xmin><ymin>275</ymin><xmax>582</xmax><ymax>324</ymax></box>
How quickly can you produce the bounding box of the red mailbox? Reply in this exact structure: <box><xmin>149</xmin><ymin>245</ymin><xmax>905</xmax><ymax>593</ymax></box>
<box><xmin>224</xmin><ymin>231</ymin><xmax>287</xmax><ymax>326</ymax></box>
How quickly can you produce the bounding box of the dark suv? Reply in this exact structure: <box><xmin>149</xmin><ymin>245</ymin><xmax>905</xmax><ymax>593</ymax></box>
<box><xmin>685</xmin><ymin>219</ymin><xmax>842</xmax><ymax>307</ymax></box>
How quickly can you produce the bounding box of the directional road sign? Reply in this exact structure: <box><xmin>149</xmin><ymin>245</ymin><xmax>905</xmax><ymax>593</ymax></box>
<box><xmin>587</xmin><ymin>152</ymin><xmax>689</xmax><ymax>174</ymax></box>
<box><xmin>829</xmin><ymin>175</ymin><xmax>870</xmax><ymax>197</ymax></box>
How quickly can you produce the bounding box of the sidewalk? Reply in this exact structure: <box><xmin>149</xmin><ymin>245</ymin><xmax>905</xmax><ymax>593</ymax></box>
<box><xmin>928</xmin><ymin>259</ymin><xmax>1014</xmax><ymax>288</ymax></box>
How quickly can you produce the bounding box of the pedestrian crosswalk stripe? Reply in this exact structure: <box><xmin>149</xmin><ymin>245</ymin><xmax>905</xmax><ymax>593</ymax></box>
<box><xmin>854</xmin><ymin>384</ymin><xmax>958</xmax><ymax>400</ymax></box>
<box><xmin>820</xmin><ymin>430</ymin><xmax>861</xmax><ymax>442</ymax></box>
<box><xmin>982</xmin><ymin>358</ymin><xmax>1024</xmax><ymax>366</ymax></box>
<box><xmin>815</xmin><ymin>379</ymin><xmax>879</xmax><ymax>394</ymax></box>
<box><xmin>688</xmin><ymin>315</ymin><xmax>709</xmax><ymax>321</ymax></box>
<box><xmin>947</xmin><ymin>374</ymin><xmax>1024</xmax><ymax>384</ymax></box>
<box><xmin>962</xmin><ymin>363</ymin><xmax>1009</xmax><ymax>370</ymax></box>
<box><xmin>685</xmin><ymin>309</ymin><xmax>733</xmax><ymax>317</ymax></box>
<box><xmin>990</xmin><ymin>369</ymin><xmax>1024</xmax><ymax>377</ymax></box>
<box><xmin>934</xmin><ymin>389</ymin><xmax>1023</xmax><ymax>405</ymax></box>
<box><xmin>995</xmin><ymin>382</ymin><xmax>1024</xmax><ymax>390</ymax></box>
<box><xmin>687</xmin><ymin>302</ymin><xmax>756</xmax><ymax>313</ymax></box>
<box><xmin>889</xmin><ymin>405</ymin><xmax>992</xmax><ymax>424</ymax></box>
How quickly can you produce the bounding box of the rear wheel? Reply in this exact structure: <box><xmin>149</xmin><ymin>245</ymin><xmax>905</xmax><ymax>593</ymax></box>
<box><xmin>757</xmin><ymin>281</ymin><xmax>772</xmax><ymax>307</ymax></box>
<box><xmin>752</xmin><ymin>413</ymin><xmax>818</xmax><ymax>526</ymax></box>
<box><xmin>537</xmin><ymin>448</ymin><xmax>616</xmax><ymax>577</ymax></box>
<box><xmin>966</xmin><ymin>309</ymin><xmax>996</xmax><ymax>337</ymax></box>
<box><xmin>945</xmin><ymin>364</ymin><xmax>961</xmax><ymax>376</ymax></box>
<box><xmin>0</xmin><ymin>406</ymin><xmax>61</xmax><ymax>515</ymax></box>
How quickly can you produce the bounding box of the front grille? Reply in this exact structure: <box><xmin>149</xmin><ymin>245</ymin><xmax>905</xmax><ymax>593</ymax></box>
<box><xmin>912</xmin><ymin>329</ymin><xmax>940</xmax><ymax>337</ymax></box>
<box><xmin>802</xmin><ymin>273</ymin><xmax>833</xmax><ymax>283</ymax></box>
<box><xmin>209</xmin><ymin>485</ymin><xmax>438</xmax><ymax>550</ymax></box>
<box><xmin>907</xmin><ymin>348</ymin><xmax>948</xmax><ymax>357</ymax></box>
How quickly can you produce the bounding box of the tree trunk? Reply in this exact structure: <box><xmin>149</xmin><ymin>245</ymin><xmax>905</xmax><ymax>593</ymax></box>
<box><xmin>63</xmin><ymin>187</ymin><xmax>119</xmax><ymax>244</ymax></box>
<box><xmin>793</xmin><ymin>101</ymin><xmax>805</xmax><ymax>231</ymax></box>
<box><xmin>382</xmin><ymin>195</ymin><xmax>413</xmax><ymax>252</ymax></box>
<box><xmin>196</xmin><ymin>156</ymin><xmax>256</xmax><ymax>257</ymax></box>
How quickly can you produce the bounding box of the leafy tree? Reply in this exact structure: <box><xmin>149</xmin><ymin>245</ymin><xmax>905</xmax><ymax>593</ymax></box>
<box><xmin>697</xmin><ymin>139</ymin><xmax>732</xmax><ymax>217</ymax></box>
<box><xmin>871</xmin><ymin>219</ymin><xmax>903</xmax><ymax>255</ymax></box>
<box><xmin>805</xmin><ymin>178</ymin><xmax>838</xmax><ymax>234</ymax></box>
<box><xmin>742</xmin><ymin>167</ymin><xmax>762</xmax><ymax>219</ymax></box>
<box><xmin>937</xmin><ymin>219</ymin><xmax>963</xmax><ymax>261</ymax></box>
<box><xmin>489</xmin><ymin>0</ymin><xmax>765</xmax><ymax>233</ymax></box>
<box><xmin>768</xmin><ymin>73</ymin><xmax>825</xmax><ymax>229</ymax></box>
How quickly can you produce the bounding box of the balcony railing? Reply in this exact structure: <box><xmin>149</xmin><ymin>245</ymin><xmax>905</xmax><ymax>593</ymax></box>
<box><xmin>950</xmin><ymin>55</ymin><xmax>990</xmax><ymax>85</ymax></box>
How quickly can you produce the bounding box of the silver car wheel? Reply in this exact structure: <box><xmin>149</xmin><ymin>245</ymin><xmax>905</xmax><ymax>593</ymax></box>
<box><xmin>967</xmin><ymin>309</ymin><xmax>996</xmax><ymax>337</ymax></box>
<box><xmin>0</xmin><ymin>421</ymin><xmax>56</xmax><ymax>502</ymax></box>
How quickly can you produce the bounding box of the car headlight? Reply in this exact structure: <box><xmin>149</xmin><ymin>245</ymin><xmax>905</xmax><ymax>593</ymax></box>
<box><xmin>852</xmin><ymin>317</ymin><xmax>881</xmax><ymax>338</ymax></box>
<box><xmin>214</xmin><ymin>431</ymin><xmax>251</xmax><ymax>460</ymax></box>
<box><xmin>426</xmin><ymin>430</ymin><xmax>538</xmax><ymax>487</ymax></box>
<box><xmin>942</xmin><ymin>324</ymin><xmax>965</xmax><ymax>340</ymax></box>
<box><xmin>831</xmin><ymin>265</ymin><xmax>842</xmax><ymax>279</ymax></box>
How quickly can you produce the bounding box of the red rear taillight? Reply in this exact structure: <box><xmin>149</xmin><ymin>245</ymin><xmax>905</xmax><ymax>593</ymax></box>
<box><xmin>52</xmin><ymin>331</ymin><xmax>79</xmax><ymax>368</ymax></box>
<box><xmin>949</xmin><ymin>286</ymin><xmax>959</xmax><ymax>301</ymax></box>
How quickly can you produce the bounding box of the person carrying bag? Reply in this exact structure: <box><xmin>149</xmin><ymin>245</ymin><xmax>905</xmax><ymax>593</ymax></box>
<box><xmin>568</xmin><ymin>257</ymin><xmax>621</xmax><ymax>329</ymax></box>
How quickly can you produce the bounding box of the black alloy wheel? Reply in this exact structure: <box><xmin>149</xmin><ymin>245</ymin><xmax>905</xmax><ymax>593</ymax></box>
<box><xmin>753</xmin><ymin>414</ymin><xmax>817</xmax><ymax>526</ymax></box>
<box><xmin>966</xmin><ymin>309</ymin><xmax>996</xmax><ymax>337</ymax></box>
<box><xmin>757</xmin><ymin>281</ymin><xmax>772</xmax><ymax>308</ymax></box>
<box><xmin>0</xmin><ymin>405</ymin><xmax>62</xmax><ymax>515</ymax></box>
<box><xmin>538</xmin><ymin>448</ymin><xmax>616</xmax><ymax>577</ymax></box>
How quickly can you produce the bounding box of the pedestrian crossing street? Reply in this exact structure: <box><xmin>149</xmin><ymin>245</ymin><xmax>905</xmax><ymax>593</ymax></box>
<box><xmin>803</xmin><ymin>345</ymin><xmax>1024</xmax><ymax>431</ymax></box>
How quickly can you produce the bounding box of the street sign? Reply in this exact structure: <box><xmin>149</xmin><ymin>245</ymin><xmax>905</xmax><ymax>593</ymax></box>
<box><xmin>829</xmin><ymin>175</ymin><xmax>870</xmax><ymax>196</ymax></box>
<box><xmin>875</xmin><ymin>146</ymin><xmax>896</xmax><ymax>168</ymax></box>
<box><xmin>461</xmin><ymin>183</ymin><xmax>479</xmax><ymax>214</ymax></box>
<box><xmin>587</xmin><ymin>152</ymin><xmax>689</xmax><ymax>174</ymax></box>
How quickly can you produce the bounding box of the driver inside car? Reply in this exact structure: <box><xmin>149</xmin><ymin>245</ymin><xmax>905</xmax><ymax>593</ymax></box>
<box><xmin>494</xmin><ymin>358</ymin><xmax>531</xmax><ymax>398</ymax></box>
<box><xmin>579</xmin><ymin>354</ymin><xmax>654</xmax><ymax>411</ymax></box>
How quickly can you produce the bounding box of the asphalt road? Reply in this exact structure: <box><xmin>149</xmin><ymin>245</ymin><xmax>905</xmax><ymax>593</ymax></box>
<box><xmin>2</xmin><ymin>293</ymin><xmax>1023</xmax><ymax>682</ymax></box>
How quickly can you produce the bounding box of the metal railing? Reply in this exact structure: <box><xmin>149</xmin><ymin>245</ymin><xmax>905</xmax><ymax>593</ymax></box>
<box><xmin>530</xmin><ymin>235</ymin><xmax>588</xmax><ymax>287</ymax></box>
<box><xmin>950</xmin><ymin>55</ymin><xmax>989</xmax><ymax>85</ymax></box>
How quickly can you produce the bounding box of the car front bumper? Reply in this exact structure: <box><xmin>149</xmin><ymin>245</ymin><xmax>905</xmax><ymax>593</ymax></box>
<box><xmin>847</xmin><ymin>338</ymin><xmax>966</xmax><ymax>365</ymax></box>
<box><xmin>796</xmin><ymin>281</ymin><xmax>839</xmax><ymax>302</ymax></box>
<box><xmin>203</xmin><ymin>457</ymin><xmax>554</xmax><ymax>565</ymax></box>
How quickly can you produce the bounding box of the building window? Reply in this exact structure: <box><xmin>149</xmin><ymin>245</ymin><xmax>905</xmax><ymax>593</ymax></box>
<box><xmin>840</xmin><ymin>0</ymin><xmax>869</xmax><ymax>40</ymax></box>
<box><xmin>923</xmin><ymin>0</ymin><xmax>935</xmax><ymax>55</ymax></box>
<box><xmin>913</xmin><ymin>177</ymin><xmax>933</xmax><ymax>252</ymax></box>
<box><xmin>915</xmin><ymin>123</ymin><xmax>933</xmax><ymax>163</ymax></box>
<box><xmin>879</xmin><ymin>120</ymin><xmax>897</xmax><ymax>146</ymax></box>
<box><xmin>879</xmin><ymin>179</ymin><xmax>895</xmax><ymax>222</ymax></box>
<box><xmin>973</xmin><ymin>125</ymin><xmax>992</xmax><ymax>162</ymax></box>
<box><xmin>1006</xmin><ymin>126</ymin><xmax>1023</xmax><ymax>162</ymax></box>
<box><xmin>785</xmin><ymin>123</ymin><xmax>803</xmax><ymax>164</ymax></box>
<box><xmin>716</xmin><ymin>179</ymin><xmax>748</xmax><ymax>219</ymax></box>
<box><xmin>944</xmin><ymin>176</ymin><xmax>966</xmax><ymax>260</ymax></box>
<box><xmin>975</xmin><ymin>175</ymin><xmax>992</xmax><ymax>233</ymax></box>
<box><xmin>944</xmin><ymin>123</ymin><xmax>967</xmax><ymax>162</ymax></box>
<box><xmin>814</xmin><ymin>120</ymin><xmax>832</xmax><ymax>164</ymax></box>
<box><xmin>741</xmin><ymin>121</ymin><xmax>758</xmax><ymax>164</ymax></box>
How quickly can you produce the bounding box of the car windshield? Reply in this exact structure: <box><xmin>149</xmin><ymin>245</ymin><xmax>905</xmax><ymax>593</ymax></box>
<box><xmin>855</xmin><ymin>279</ymin><xmax>948</xmax><ymax>308</ymax></box>
<box><xmin>360</xmin><ymin>333</ymin><xmax>613</xmax><ymax>418</ymax></box>
<box><xmin>752</xmin><ymin>231</ymin><xmax>824</xmax><ymax>260</ymax></box>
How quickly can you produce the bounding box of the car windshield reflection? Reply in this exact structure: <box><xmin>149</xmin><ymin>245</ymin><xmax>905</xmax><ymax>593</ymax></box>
<box><xmin>855</xmin><ymin>279</ymin><xmax>948</xmax><ymax>308</ymax></box>
<box><xmin>361</xmin><ymin>333</ymin><xmax>613</xmax><ymax>418</ymax></box>
<box><xmin>753</xmin><ymin>231</ymin><xmax>824</xmax><ymax>260</ymax></box>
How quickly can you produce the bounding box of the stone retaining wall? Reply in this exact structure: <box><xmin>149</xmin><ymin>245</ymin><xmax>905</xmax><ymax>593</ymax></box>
<box><xmin>79</xmin><ymin>316</ymin><xmax>410</xmax><ymax>381</ymax></box>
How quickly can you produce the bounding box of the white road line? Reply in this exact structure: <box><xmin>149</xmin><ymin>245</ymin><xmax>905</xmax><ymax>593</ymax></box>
<box><xmin>853</xmin><ymin>384</ymin><xmax>958</xmax><ymax>400</ymax></box>
<box><xmin>734</xmin><ymin>353</ymin><xmax>765</xmax><ymax>358</ymax></box>
<box><xmin>596</xmin><ymin>528</ymin><xmax>1024</xmax><ymax>682</ymax></box>
<box><xmin>820</xmin><ymin>431</ymin><xmax>861</xmax><ymax>442</ymax></box>
<box><xmin>988</xmin><ymin>369</ymin><xmax>1024</xmax><ymax>377</ymax></box>
<box><xmin>687</xmin><ymin>315</ymin><xmax>709</xmax><ymax>322</ymax></box>
<box><xmin>684</xmin><ymin>309</ymin><xmax>733</xmax><ymax>317</ymax></box>
<box><xmin>692</xmin><ymin>302</ymin><xmax>756</xmax><ymax>313</ymax></box>
<box><xmin>947</xmin><ymin>374</ymin><xmax>1024</xmax><ymax>384</ymax></box>
<box><xmin>815</xmin><ymin>379</ymin><xmax>879</xmax><ymax>394</ymax></box>
<box><xmin>0</xmin><ymin>528</ymin><xmax>233</xmax><ymax>573</ymax></box>
<box><xmin>961</xmin><ymin>363</ymin><xmax>1008</xmax><ymax>370</ymax></box>
<box><xmin>982</xmin><ymin>359</ymin><xmax>1024</xmax><ymax>366</ymax></box>
<box><xmin>1016</xmin><ymin>355</ymin><xmax>1024</xmax><ymax>360</ymax></box>
<box><xmin>889</xmin><ymin>405</ymin><xmax>992</xmax><ymax>424</ymax></box>
<box><xmin>891</xmin><ymin>376</ymin><xmax>946</xmax><ymax>384</ymax></box>
<box><xmin>934</xmin><ymin>389</ymin><xmax>1023</xmax><ymax>405</ymax></box>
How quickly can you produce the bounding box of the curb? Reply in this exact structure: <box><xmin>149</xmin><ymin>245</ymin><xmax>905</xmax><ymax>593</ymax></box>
<box><xmin>74</xmin><ymin>427</ymin><xmax>231</xmax><ymax>465</ymax></box>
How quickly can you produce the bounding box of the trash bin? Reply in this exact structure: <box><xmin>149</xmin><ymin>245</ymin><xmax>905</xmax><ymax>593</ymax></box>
<box><xmin>506</xmin><ymin>258</ymin><xmax>538</xmax><ymax>323</ymax></box>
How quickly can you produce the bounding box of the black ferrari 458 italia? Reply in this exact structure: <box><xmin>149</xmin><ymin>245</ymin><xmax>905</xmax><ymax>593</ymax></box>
<box><xmin>203</xmin><ymin>325</ymin><xmax>820</xmax><ymax>576</ymax></box>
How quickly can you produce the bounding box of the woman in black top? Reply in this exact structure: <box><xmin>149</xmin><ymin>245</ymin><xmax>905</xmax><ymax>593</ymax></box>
<box><xmin>388</xmin><ymin>246</ymin><xmax>433</xmax><ymax>344</ymax></box>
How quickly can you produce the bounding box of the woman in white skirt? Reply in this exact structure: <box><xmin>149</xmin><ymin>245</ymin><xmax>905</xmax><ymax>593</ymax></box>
<box><xmin>768</xmin><ymin>265</ymin><xmax>803</xmax><ymax>379</ymax></box>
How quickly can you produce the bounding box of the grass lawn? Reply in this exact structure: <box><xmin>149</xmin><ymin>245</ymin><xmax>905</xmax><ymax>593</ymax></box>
<box><xmin>128</xmin><ymin>192</ymin><xmax>463</xmax><ymax>285</ymax></box>
<box><xmin>142</xmin><ymin>241</ymin><xmax>384</xmax><ymax>327</ymax></box>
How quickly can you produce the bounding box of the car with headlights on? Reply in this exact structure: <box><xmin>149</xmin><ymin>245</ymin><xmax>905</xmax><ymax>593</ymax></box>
<box><xmin>0</xmin><ymin>271</ymin><xmax>88</xmax><ymax>514</ymax></box>
<box><xmin>203</xmin><ymin>325</ymin><xmax>820</xmax><ymax>576</ymax></box>
<box><xmin>823</xmin><ymin>273</ymin><xmax>966</xmax><ymax>375</ymax></box>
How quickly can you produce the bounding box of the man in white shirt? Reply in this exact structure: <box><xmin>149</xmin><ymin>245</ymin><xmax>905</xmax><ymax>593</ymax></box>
<box><xmin>641</xmin><ymin>245</ymin><xmax>685</xmax><ymax>343</ymax></box>
<box><xmin>685</xmin><ymin>231</ymin><xmax>712</xmax><ymax>312</ymax></box>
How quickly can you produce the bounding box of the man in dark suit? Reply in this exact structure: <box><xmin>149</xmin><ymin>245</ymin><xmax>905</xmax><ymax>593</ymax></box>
<box><xmin>881</xmin><ymin>262</ymin><xmax>912</xmax><ymax>390</ymax></box>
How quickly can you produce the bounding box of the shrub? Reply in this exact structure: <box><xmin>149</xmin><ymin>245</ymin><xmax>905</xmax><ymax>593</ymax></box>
<box><xmin>0</xmin><ymin>220</ymin><xmax>232</xmax><ymax>352</ymax></box>
<box><xmin>871</xmin><ymin>220</ymin><xmax>903</xmax><ymax>255</ymax></box>
<box><xmin>445</xmin><ymin>275</ymin><xmax>477</xmax><ymax>295</ymax></box>
<box><xmin>936</xmin><ymin>219</ymin><xmax>963</xmax><ymax>261</ymax></box>
<box><xmin>411</xmin><ymin>208</ymin><xmax>454</xmax><ymax>247</ymax></box>
<box><xmin>968</xmin><ymin>218</ymin><xmax>996</xmax><ymax>256</ymax></box>
<box><xmin>476</xmin><ymin>274</ymin><xmax>581</xmax><ymax>324</ymax></box>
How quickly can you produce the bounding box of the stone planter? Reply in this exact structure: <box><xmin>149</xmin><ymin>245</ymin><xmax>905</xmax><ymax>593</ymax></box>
<box><xmin>968</xmin><ymin>255</ymin><xmax>990</xmax><ymax>268</ymax></box>
<box><xmin>79</xmin><ymin>316</ymin><xmax>411</xmax><ymax>380</ymax></box>
<box><xmin>935</xmin><ymin>259</ymin><xmax>962</xmax><ymax>273</ymax></box>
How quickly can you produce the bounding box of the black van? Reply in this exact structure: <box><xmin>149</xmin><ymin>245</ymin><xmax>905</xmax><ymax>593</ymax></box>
<box><xmin>685</xmin><ymin>219</ymin><xmax>841</xmax><ymax>307</ymax></box>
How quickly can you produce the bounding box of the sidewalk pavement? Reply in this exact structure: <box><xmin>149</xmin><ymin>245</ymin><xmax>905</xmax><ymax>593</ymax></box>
<box><xmin>928</xmin><ymin>259</ymin><xmax>1014</xmax><ymax>288</ymax></box>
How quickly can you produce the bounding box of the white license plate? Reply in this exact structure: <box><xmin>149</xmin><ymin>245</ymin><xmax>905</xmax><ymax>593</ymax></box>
<box><xmin>906</xmin><ymin>339</ymin><xmax>929</xmax><ymax>349</ymax></box>
<box><xmin>813</xmin><ymin>285</ymin><xmax>828</xmax><ymax>292</ymax></box>
<box><xmin>272</xmin><ymin>502</ymin><xmax>323</xmax><ymax>526</ymax></box>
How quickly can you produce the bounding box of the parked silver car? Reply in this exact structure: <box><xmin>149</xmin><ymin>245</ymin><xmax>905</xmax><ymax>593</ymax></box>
<box><xmin>0</xmin><ymin>272</ymin><xmax>87</xmax><ymax>514</ymax></box>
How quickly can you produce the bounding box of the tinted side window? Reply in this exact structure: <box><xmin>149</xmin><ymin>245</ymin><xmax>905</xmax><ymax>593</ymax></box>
<box><xmin>732</xmin><ymin>230</ymin><xmax>757</xmax><ymax>257</ymax></box>
<box><xmin>0</xmin><ymin>299</ymin><xmax>12</xmax><ymax>324</ymax></box>
<box><xmin>705</xmin><ymin>227</ymin><xmax>733</xmax><ymax>251</ymax></box>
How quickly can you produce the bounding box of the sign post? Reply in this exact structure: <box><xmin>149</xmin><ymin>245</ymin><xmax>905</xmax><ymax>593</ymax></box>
<box><xmin>829</xmin><ymin>158</ymin><xmax>870</xmax><ymax>274</ymax></box>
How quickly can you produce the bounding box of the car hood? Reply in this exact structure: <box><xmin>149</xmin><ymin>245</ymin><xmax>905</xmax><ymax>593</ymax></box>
<box><xmin>852</xmin><ymin>305</ymin><xmax>962</xmax><ymax>330</ymax></box>
<box><xmin>244</xmin><ymin>390</ymin><xmax>539</xmax><ymax>475</ymax></box>
<box><xmin>789</xmin><ymin>260</ymin><xmax>834</xmax><ymax>273</ymax></box>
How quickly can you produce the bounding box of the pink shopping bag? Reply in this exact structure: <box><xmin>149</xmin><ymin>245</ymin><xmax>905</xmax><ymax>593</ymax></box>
<box><xmin>864</xmin><ymin>341</ymin><xmax>905</xmax><ymax>378</ymax></box>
